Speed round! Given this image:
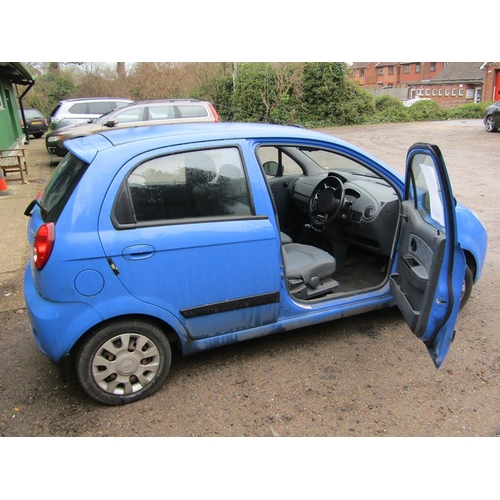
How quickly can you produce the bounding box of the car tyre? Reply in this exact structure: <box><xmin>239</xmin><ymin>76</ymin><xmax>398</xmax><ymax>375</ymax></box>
<box><xmin>460</xmin><ymin>265</ymin><xmax>474</xmax><ymax>310</ymax></box>
<box><xmin>485</xmin><ymin>116</ymin><xmax>497</xmax><ymax>132</ymax></box>
<box><xmin>75</xmin><ymin>319</ymin><xmax>172</xmax><ymax>405</ymax></box>
<box><xmin>33</xmin><ymin>133</ymin><xmax>43</xmax><ymax>139</ymax></box>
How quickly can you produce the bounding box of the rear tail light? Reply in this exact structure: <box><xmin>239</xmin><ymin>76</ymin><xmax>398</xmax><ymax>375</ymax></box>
<box><xmin>209</xmin><ymin>104</ymin><xmax>220</xmax><ymax>122</ymax></box>
<box><xmin>33</xmin><ymin>223</ymin><xmax>55</xmax><ymax>271</ymax></box>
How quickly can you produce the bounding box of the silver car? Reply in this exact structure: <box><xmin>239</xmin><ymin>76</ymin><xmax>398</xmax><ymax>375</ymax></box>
<box><xmin>46</xmin><ymin>99</ymin><xmax>220</xmax><ymax>157</ymax></box>
<box><xmin>48</xmin><ymin>97</ymin><xmax>133</xmax><ymax>130</ymax></box>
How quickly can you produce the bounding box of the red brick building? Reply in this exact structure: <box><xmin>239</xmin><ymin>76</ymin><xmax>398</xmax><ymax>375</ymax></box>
<box><xmin>351</xmin><ymin>62</ymin><xmax>499</xmax><ymax>107</ymax></box>
<box><xmin>482</xmin><ymin>62</ymin><xmax>500</xmax><ymax>102</ymax></box>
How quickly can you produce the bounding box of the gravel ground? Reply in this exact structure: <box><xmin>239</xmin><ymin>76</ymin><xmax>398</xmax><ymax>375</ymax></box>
<box><xmin>1</xmin><ymin>120</ymin><xmax>498</xmax><ymax>440</ymax></box>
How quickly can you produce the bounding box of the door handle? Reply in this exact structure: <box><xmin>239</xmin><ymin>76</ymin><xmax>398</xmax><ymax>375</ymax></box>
<box><xmin>122</xmin><ymin>244</ymin><xmax>156</xmax><ymax>260</ymax></box>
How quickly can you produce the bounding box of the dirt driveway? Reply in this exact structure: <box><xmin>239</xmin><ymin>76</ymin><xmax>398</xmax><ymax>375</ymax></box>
<box><xmin>0</xmin><ymin>119</ymin><xmax>498</xmax><ymax>438</ymax></box>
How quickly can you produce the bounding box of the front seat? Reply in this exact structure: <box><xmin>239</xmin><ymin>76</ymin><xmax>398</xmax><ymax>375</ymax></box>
<box><xmin>282</xmin><ymin>242</ymin><xmax>339</xmax><ymax>299</ymax></box>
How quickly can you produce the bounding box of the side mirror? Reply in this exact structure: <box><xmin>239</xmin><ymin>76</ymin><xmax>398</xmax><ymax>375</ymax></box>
<box><xmin>263</xmin><ymin>161</ymin><xmax>279</xmax><ymax>176</ymax></box>
<box><xmin>104</xmin><ymin>119</ymin><xmax>118</xmax><ymax>128</ymax></box>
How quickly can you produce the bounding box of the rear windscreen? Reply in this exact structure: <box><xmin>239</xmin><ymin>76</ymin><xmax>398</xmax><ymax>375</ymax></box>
<box><xmin>49</xmin><ymin>104</ymin><xmax>62</xmax><ymax>117</ymax></box>
<box><xmin>41</xmin><ymin>153</ymin><xmax>90</xmax><ymax>222</ymax></box>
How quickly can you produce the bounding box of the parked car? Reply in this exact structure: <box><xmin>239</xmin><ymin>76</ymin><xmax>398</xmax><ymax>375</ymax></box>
<box><xmin>18</xmin><ymin>108</ymin><xmax>48</xmax><ymax>138</ymax></box>
<box><xmin>402</xmin><ymin>97</ymin><xmax>431</xmax><ymax>107</ymax></box>
<box><xmin>484</xmin><ymin>100</ymin><xmax>500</xmax><ymax>132</ymax></box>
<box><xmin>45</xmin><ymin>99</ymin><xmax>221</xmax><ymax>157</ymax></box>
<box><xmin>48</xmin><ymin>97</ymin><xmax>133</xmax><ymax>131</ymax></box>
<box><xmin>24</xmin><ymin>123</ymin><xmax>488</xmax><ymax>405</ymax></box>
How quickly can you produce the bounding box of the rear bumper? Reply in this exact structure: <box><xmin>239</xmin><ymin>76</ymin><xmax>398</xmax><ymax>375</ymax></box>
<box><xmin>24</xmin><ymin>265</ymin><xmax>103</xmax><ymax>362</ymax></box>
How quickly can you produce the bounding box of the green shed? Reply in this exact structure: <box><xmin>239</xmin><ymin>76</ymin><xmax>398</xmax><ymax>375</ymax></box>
<box><xmin>0</xmin><ymin>62</ymin><xmax>36</xmax><ymax>150</ymax></box>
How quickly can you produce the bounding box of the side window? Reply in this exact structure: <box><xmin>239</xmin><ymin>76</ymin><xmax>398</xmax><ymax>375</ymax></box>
<box><xmin>114</xmin><ymin>101</ymin><xmax>130</xmax><ymax>109</ymax></box>
<box><xmin>125</xmin><ymin>147</ymin><xmax>253</xmax><ymax>224</ymax></box>
<box><xmin>68</xmin><ymin>103</ymin><xmax>87</xmax><ymax>114</ymax></box>
<box><xmin>148</xmin><ymin>105</ymin><xmax>175</xmax><ymax>121</ymax></box>
<box><xmin>88</xmin><ymin>101</ymin><xmax>114</xmax><ymax>114</ymax></box>
<box><xmin>257</xmin><ymin>146</ymin><xmax>303</xmax><ymax>177</ymax></box>
<box><xmin>407</xmin><ymin>153</ymin><xmax>445</xmax><ymax>229</ymax></box>
<box><xmin>176</xmin><ymin>105</ymin><xmax>208</xmax><ymax>118</ymax></box>
<box><xmin>115</xmin><ymin>107</ymin><xmax>145</xmax><ymax>124</ymax></box>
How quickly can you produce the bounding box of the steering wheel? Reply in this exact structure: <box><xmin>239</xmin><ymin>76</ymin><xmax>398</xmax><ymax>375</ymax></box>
<box><xmin>309</xmin><ymin>176</ymin><xmax>345</xmax><ymax>229</ymax></box>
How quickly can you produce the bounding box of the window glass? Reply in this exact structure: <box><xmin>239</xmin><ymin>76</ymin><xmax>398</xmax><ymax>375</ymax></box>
<box><xmin>115</xmin><ymin>107</ymin><xmax>145</xmax><ymax>123</ymax></box>
<box><xmin>88</xmin><ymin>102</ymin><xmax>114</xmax><ymax>114</ymax></box>
<box><xmin>68</xmin><ymin>103</ymin><xmax>87</xmax><ymax>114</ymax></box>
<box><xmin>148</xmin><ymin>105</ymin><xmax>175</xmax><ymax>121</ymax></box>
<box><xmin>304</xmin><ymin>149</ymin><xmax>378</xmax><ymax>177</ymax></box>
<box><xmin>114</xmin><ymin>101</ymin><xmax>131</xmax><ymax>109</ymax></box>
<box><xmin>41</xmin><ymin>153</ymin><xmax>90</xmax><ymax>223</ymax></box>
<box><xmin>127</xmin><ymin>147</ymin><xmax>253</xmax><ymax>223</ymax></box>
<box><xmin>257</xmin><ymin>146</ymin><xmax>304</xmax><ymax>176</ymax></box>
<box><xmin>408</xmin><ymin>154</ymin><xmax>445</xmax><ymax>229</ymax></box>
<box><xmin>25</xmin><ymin>109</ymin><xmax>44</xmax><ymax>119</ymax></box>
<box><xmin>176</xmin><ymin>105</ymin><xmax>208</xmax><ymax>118</ymax></box>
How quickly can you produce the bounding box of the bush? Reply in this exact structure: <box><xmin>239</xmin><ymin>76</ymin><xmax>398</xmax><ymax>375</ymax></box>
<box><xmin>409</xmin><ymin>100</ymin><xmax>448</xmax><ymax>122</ymax></box>
<box><xmin>373</xmin><ymin>95</ymin><xmax>411</xmax><ymax>123</ymax></box>
<box><xmin>447</xmin><ymin>102</ymin><xmax>486</xmax><ymax>119</ymax></box>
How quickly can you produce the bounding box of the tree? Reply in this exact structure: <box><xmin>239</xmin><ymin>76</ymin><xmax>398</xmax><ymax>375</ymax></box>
<box><xmin>117</xmin><ymin>62</ymin><xmax>126</xmax><ymax>80</ymax></box>
<box><xmin>229</xmin><ymin>63</ymin><xmax>304</xmax><ymax>124</ymax></box>
<box><xmin>300</xmin><ymin>62</ymin><xmax>375</xmax><ymax>126</ymax></box>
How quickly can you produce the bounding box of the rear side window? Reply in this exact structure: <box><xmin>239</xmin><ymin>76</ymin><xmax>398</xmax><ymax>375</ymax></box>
<box><xmin>177</xmin><ymin>105</ymin><xmax>209</xmax><ymax>118</ymax></box>
<box><xmin>41</xmin><ymin>153</ymin><xmax>89</xmax><ymax>222</ymax></box>
<box><xmin>148</xmin><ymin>105</ymin><xmax>175</xmax><ymax>121</ymax></box>
<box><xmin>114</xmin><ymin>147</ymin><xmax>253</xmax><ymax>225</ymax></box>
<box><xmin>68</xmin><ymin>103</ymin><xmax>88</xmax><ymax>114</ymax></box>
<box><xmin>88</xmin><ymin>101</ymin><xmax>115</xmax><ymax>114</ymax></box>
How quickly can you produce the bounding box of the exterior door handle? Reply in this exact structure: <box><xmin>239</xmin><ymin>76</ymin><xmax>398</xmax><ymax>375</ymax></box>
<box><xmin>122</xmin><ymin>244</ymin><xmax>156</xmax><ymax>260</ymax></box>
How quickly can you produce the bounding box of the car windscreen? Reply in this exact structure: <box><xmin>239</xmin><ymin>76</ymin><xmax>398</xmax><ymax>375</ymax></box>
<box><xmin>25</xmin><ymin>109</ymin><xmax>44</xmax><ymax>119</ymax></box>
<box><xmin>40</xmin><ymin>153</ymin><xmax>90</xmax><ymax>223</ymax></box>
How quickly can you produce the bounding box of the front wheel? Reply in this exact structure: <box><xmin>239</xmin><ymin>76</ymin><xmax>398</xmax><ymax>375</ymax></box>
<box><xmin>460</xmin><ymin>265</ymin><xmax>474</xmax><ymax>310</ymax></box>
<box><xmin>75</xmin><ymin>320</ymin><xmax>172</xmax><ymax>405</ymax></box>
<box><xmin>485</xmin><ymin>115</ymin><xmax>497</xmax><ymax>132</ymax></box>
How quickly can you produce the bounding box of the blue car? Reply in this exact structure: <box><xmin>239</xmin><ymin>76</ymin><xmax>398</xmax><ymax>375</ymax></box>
<box><xmin>24</xmin><ymin>123</ymin><xmax>488</xmax><ymax>405</ymax></box>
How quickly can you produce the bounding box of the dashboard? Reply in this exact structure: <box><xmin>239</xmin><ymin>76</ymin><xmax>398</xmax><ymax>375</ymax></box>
<box><xmin>289</xmin><ymin>172</ymin><xmax>400</xmax><ymax>256</ymax></box>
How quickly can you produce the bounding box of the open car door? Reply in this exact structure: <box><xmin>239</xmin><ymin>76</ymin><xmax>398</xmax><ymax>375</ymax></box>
<box><xmin>390</xmin><ymin>143</ymin><xmax>466</xmax><ymax>368</ymax></box>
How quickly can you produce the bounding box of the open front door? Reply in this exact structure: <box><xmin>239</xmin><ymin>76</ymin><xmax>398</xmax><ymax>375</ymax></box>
<box><xmin>390</xmin><ymin>143</ymin><xmax>466</xmax><ymax>368</ymax></box>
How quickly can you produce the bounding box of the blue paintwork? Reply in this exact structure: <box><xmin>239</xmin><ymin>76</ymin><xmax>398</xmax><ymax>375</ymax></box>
<box><xmin>24</xmin><ymin>123</ymin><xmax>488</xmax><ymax>367</ymax></box>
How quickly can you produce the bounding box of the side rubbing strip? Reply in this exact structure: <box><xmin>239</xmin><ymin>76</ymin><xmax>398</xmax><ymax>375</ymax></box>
<box><xmin>180</xmin><ymin>292</ymin><xmax>280</xmax><ymax>318</ymax></box>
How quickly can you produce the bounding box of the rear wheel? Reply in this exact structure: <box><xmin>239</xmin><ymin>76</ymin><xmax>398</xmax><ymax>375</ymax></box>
<box><xmin>75</xmin><ymin>320</ymin><xmax>172</xmax><ymax>405</ymax></box>
<box><xmin>485</xmin><ymin>115</ymin><xmax>497</xmax><ymax>132</ymax></box>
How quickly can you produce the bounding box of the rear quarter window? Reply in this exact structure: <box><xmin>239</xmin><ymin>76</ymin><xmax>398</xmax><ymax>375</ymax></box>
<box><xmin>41</xmin><ymin>153</ymin><xmax>90</xmax><ymax>222</ymax></box>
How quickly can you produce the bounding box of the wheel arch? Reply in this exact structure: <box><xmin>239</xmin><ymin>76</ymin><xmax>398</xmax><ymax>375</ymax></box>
<box><xmin>70</xmin><ymin>313</ymin><xmax>184</xmax><ymax>359</ymax></box>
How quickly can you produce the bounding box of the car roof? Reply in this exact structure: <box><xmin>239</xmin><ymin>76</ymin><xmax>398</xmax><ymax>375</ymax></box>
<box><xmin>114</xmin><ymin>99</ymin><xmax>209</xmax><ymax>108</ymax></box>
<box><xmin>60</xmin><ymin>97</ymin><xmax>133</xmax><ymax>103</ymax></box>
<box><xmin>65</xmin><ymin>122</ymin><xmax>353</xmax><ymax>164</ymax></box>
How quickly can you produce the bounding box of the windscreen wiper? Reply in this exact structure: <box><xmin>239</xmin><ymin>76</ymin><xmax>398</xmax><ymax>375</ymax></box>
<box><xmin>24</xmin><ymin>198</ymin><xmax>48</xmax><ymax>217</ymax></box>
